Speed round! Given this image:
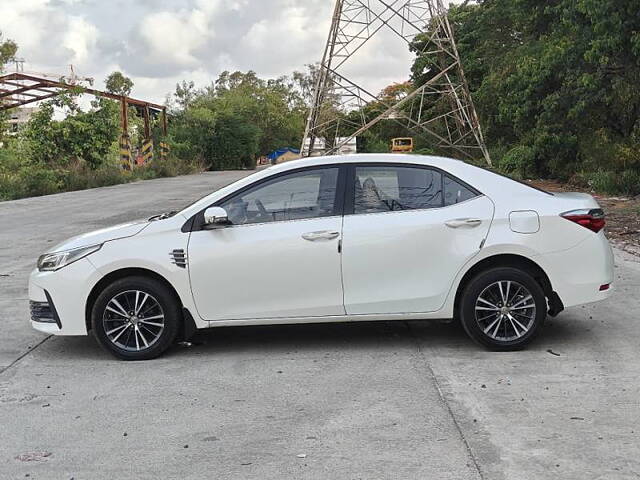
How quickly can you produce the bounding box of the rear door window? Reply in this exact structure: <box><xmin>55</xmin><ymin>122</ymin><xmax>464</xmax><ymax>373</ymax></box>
<box><xmin>353</xmin><ymin>166</ymin><xmax>443</xmax><ymax>213</ymax></box>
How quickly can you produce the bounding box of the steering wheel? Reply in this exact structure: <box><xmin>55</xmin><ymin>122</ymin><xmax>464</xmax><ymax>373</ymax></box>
<box><xmin>255</xmin><ymin>199</ymin><xmax>269</xmax><ymax>219</ymax></box>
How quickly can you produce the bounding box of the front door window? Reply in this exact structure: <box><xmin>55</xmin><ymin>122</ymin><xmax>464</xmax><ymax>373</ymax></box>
<box><xmin>221</xmin><ymin>168</ymin><xmax>340</xmax><ymax>225</ymax></box>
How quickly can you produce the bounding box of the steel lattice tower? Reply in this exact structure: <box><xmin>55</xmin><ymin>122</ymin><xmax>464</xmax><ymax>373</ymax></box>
<box><xmin>301</xmin><ymin>0</ymin><xmax>491</xmax><ymax>165</ymax></box>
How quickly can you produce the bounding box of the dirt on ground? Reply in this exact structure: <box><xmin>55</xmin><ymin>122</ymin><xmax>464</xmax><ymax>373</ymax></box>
<box><xmin>529</xmin><ymin>179</ymin><xmax>640</xmax><ymax>256</ymax></box>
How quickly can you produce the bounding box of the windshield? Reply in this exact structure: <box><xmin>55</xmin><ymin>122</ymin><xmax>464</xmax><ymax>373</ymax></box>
<box><xmin>173</xmin><ymin>171</ymin><xmax>263</xmax><ymax>216</ymax></box>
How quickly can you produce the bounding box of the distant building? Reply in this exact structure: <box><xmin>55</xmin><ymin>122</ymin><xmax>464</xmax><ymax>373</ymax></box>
<box><xmin>335</xmin><ymin>137</ymin><xmax>357</xmax><ymax>155</ymax></box>
<box><xmin>6</xmin><ymin>107</ymin><xmax>38</xmax><ymax>134</ymax></box>
<box><xmin>302</xmin><ymin>136</ymin><xmax>357</xmax><ymax>156</ymax></box>
<box><xmin>302</xmin><ymin>137</ymin><xmax>326</xmax><ymax>157</ymax></box>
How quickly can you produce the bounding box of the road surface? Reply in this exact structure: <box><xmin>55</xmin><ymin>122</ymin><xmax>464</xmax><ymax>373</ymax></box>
<box><xmin>1</xmin><ymin>171</ymin><xmax>639</xmax><ymax>479</ymax></box>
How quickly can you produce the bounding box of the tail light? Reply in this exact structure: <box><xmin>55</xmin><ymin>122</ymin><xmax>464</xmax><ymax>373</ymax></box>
<box><xmin>561</xmin><ymin>208</ymin><xmax>605</xmax><ymax>233</ymax></box>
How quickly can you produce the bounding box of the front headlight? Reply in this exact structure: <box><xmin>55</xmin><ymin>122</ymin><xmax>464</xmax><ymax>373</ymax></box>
<box><xmin>37</xmin><ymin>244</ymin><xmax>102</xmax><ymax>272</ymax></box>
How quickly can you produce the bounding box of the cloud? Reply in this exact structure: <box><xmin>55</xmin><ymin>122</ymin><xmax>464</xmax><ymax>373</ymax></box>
<box><xmin>235</xmin><ymin>4</ymin><xmax>330</xmax><ymax>77</ymax></box>
<box><xmin>0</xmin><ymin>0</ymin><xmax>424</xmax><ymax>104</ymax></box>
<box><xmin>0</xmin><ymin>0</ymin><xmax>98</xmax><ymax>73</ymax></box>
<box><xmin>63</xmin><ymin>16</ymin><xmax>99</xmax><ymax>65</ymax></box>
<box><xmin>139</xmin><ymin>10</ymin><xmax>209</xmax><ymax>66</ymax></box>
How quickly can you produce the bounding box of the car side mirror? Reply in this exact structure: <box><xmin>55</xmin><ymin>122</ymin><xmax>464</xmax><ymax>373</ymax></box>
<box><xmin>203</xmin><ymin>206</ymin><xmax>230</xmax><ymax>229</ymax></box>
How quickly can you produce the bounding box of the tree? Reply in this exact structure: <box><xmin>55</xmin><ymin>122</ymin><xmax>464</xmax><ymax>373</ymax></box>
<box><xmin>173</xmin><ymin>80</ymin><xmax>198</xmax><ymax>111</ymax></box>
<box><xmin>105</xmin><ymin>71</ymin><xmax>134</xmax><ymax>97</ymax></box>
<box><xmin>409</xmin><ymin>0</ymin><xmax>640</xmax><ymax>183</ymax></box>
<box><xmin>0</xmin><ymin>31</ymin><xmax>17</xmax><ymax>72</ymax></box>
<box><xmin>292</xmin><ymin>64</ymin><xmax>320</xmax><ymax>107</ymax></box>
<box><xmin>23</xmin><ymin>93</ymin><xmax>120</xmax><ymax>170</ymax></box>
<box><xmin>0</xmin><ymin>32</ymin><xmax>18</xmax><ymax>140</ymax></box>
<box><xmin>169</xmin><ymin>70</ymin><xmax>307</xmax><ymax>170</ymax></box>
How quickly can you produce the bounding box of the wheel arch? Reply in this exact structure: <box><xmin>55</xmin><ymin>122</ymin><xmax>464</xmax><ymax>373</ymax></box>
<box><xmin>453</xmin><ymin>253</ymin><xmax>562</xmax><ymax>318</ymax></box>
<box><xmin>85</xmin><ymin>267</ymin><xmax>184</xmax><ymax>333</ymax></box>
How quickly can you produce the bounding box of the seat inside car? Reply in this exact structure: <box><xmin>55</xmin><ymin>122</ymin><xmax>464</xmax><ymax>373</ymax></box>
<box><xmin>357</xmin><ymin>177</ymin><xmax>389</xmax><ymax>212</ymax></box>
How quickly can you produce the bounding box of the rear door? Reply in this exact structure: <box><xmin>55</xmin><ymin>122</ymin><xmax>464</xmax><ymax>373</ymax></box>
<box><xmin>341</xmin><ymin>163</ymin><xmax>494</xmax><ymax>315</ymax></box>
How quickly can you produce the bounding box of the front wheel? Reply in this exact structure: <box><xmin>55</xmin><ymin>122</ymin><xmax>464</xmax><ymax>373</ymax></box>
<box><xmin>91</xmin><ymin>276</ymin><xmax>180</xmax><ymax>360</ymax></box>
<box><xmin>460</xmin><ymin>267</ymin><xmax>546</xmax><ymax>351</ymax></box>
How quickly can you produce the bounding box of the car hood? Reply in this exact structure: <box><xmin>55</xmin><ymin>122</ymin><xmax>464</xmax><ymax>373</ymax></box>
<box><xmin>49</xmin><ymin>220</ymin><xmax>150</xmax><ymax>253</ymax></box>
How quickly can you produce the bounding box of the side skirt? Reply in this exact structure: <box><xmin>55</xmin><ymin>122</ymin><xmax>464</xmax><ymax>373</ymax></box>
<box><xmin>203</xmin><ymin>311</ymin><xmax>452</xmax><ymax>328</ymax></box>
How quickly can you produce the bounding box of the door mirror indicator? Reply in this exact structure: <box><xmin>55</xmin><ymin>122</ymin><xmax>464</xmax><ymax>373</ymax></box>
<box><xmin>203</xmin><ymin>207</ymin><xmax>230</xmax><ymax>228</ymax></box>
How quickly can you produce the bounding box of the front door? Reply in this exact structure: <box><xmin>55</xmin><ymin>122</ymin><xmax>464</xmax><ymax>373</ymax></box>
<box><xmin>188</xmin><ymin>166</ymin><xmax>346</xmax><ymax>321</ymax></box>
<box><xmin>341</xmin><ymin>164</ymin><xmax>494</xmax><ymax>315</ymax></box>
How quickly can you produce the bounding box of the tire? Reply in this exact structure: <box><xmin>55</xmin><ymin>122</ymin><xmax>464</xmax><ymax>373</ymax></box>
<box><xmin>459</xmin><ymin>267</ymin><xmax>546</xmax><ymax>351</ymax></box>
<box><xmin>91</xmin><ymin>276</ymin><xmax>181</xmax><ymax>360</ymax></box>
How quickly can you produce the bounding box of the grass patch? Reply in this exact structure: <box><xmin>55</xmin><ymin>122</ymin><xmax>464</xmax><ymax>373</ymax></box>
<box><xmin>0</xmin><ymin>156</ymin><xmax>204</xmax><ymax>201</ymax></box>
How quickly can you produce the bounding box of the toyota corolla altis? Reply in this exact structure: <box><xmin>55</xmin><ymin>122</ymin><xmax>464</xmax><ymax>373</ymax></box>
<box><xmin>29</xmin><ymin>154</ymin><xmax>614</xmax><ymax>360</ymax></box>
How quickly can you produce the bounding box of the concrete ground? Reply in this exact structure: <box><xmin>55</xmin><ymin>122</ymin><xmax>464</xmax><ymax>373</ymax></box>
<box><xmin>1</xmin><ymin>172</ymin><xmax>639</xmax><ymax>480</ymax></box>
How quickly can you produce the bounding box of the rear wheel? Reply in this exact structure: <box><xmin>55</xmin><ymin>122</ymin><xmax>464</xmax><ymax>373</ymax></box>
<box><xmin>91</xmin><ymin>276</ymin><xmax>180</xmax><ymax>360</ymax></box>
<box><xmin>460</xmin><ymin>267</ymin><xmax>546</xmax><ymax>350</ymax></box>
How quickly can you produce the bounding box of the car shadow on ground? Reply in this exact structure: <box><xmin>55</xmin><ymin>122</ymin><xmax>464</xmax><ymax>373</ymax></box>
<box><xmin>42</xmin><ymin>320</ymin><xmax>458</xmax><ymax>361</ymax></box>
<box><xmin>40</xmin><ymin>313</ymin><xmax>596</xmax><ymax>362</ymax></box>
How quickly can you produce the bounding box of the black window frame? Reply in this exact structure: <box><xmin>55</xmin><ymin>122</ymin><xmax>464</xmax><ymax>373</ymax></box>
<box><xmin>343</xmin><ymin>162</ymin><xmax>482</xmax><ymax>216</ymax></box>
<box><xmin>187</xmin><ymin>164</ymin><xmax>348</xmax><ymax>231</ymax></box>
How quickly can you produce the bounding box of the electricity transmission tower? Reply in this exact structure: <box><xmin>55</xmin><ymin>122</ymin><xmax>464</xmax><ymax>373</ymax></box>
<box><xmin>301</xmin><ymin>0</ymin><xmax>491</xmax><ymax>165</ymax></box>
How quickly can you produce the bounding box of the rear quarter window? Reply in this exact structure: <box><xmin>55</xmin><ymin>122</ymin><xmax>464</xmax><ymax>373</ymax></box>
<box><xmin>444</xmin><ymin>175</ymin><xmax>478</xmax><ymax>205</ymax></box>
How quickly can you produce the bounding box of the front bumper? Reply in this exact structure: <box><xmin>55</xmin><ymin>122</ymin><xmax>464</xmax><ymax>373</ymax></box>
<box><xmin>28</xmin><ymin>257</ymin><xmax>101</xmax><ymax>336</ymax></box>
<box><xmin>30</xmin><ymin>291</ymin><xmax>61</xmax><ymax>328</ymax></box>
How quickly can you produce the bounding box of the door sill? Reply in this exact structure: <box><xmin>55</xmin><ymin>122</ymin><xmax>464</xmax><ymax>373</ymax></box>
<box><xmin>205</xmin><ymin>311</ymin><xmax>447</xmax><ymax>328</ymax></box>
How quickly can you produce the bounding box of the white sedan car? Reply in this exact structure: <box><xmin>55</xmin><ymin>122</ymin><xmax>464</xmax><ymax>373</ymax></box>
<box><xmin>29</xmin><ymin>154</ymin><xmax>614</xmax><ymax>360</ymax></box>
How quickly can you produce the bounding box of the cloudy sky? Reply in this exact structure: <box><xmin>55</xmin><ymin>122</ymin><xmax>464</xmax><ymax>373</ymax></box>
<box><xmin>0</xmin><ymin>0</ymin><xmax>429</xmax><ymax>105</ymax></box>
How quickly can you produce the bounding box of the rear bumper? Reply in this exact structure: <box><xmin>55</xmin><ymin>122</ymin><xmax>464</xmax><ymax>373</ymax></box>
<box><xmin>537</xmin><ymin>232</ymin><xmax>614</xmax><ymax>309</ymax></box>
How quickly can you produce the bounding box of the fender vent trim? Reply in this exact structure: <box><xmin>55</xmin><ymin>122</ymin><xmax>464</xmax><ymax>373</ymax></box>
<box><xmin>170</xmin><ymin>249</ymin><xmax>188</xmax><ymax>268</ymax></box>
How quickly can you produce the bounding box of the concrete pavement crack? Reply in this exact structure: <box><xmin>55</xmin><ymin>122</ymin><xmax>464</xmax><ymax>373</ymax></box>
<box><xmin>404</xmin><ymin>321</ymin><xmax>485</xmax><ymax>480</ymax></box>
<box><xmin>0</xmin><ymin>335</ymin><xmax>51</xmax><ymax>375</ymax></box>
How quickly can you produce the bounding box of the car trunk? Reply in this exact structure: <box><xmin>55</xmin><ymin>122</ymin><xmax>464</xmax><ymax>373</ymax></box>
<box><xmin>552</xmin><ymin>192</ymin><xmax>601</xmax><ymax>211</ymax></box>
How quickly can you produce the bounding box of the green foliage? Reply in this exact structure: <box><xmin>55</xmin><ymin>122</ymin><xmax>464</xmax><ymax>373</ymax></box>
<box><xmin>357</xmin><ymin>134</ymin><xmax>389</xmax><ymax>153</ymax></box>
<box><xmin>0</xmin><ymin>31</ymin><xmax>18</xmax><ymax>136</ymax></box>
<box><xmin>0</xmin><ymin>74</ymin><xmax>201</xmax><ymax>200</ymax></box>
<box><xmin>575</xmin><ymin>170</ymin><xmax>640</xmax><ymax>197</ymax></box>
<box><xmin>169</xmin><ymin>70</ymin><xmax>306</xmax><ymax>170</ymax></box>
<box><xmin>1</xmin><ymin>67</ymin><xmax>306</xmax><ymax>200</ymax></box>
<box><xmin>105</xmin><ymin>71</ymin><xmax>134</xmax><ymax>97</ymax></box>
<box><xmin>408</xmin><ymin>0</ymin><xmax>640</xmax><ymax>192</ymax></box>
<box><xmin>0</xmin><ymin>31</ymin><xmax>17</xmax><ymax>71</ymax></box>
<box><xmin>209</xmin><ymin>112</ymin><xmax>261</xmax><ymax>169</ymax></box>
<box><xmin>498</xmin><ymin>146</ymin><xmax>536</xmax><ymax>179</ymax></box>
<box><xmin>0</xmin><ymin>155</ymin><xmax>203</xmax><ymax>201</ymax></box>
<box><xmin>22</xmin><ymin>96</ymin><xmax>120</xmax><ymax>169</ymax></box>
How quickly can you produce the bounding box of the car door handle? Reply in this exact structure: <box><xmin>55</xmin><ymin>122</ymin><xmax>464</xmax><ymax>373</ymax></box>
<box><xmin>302</xmin><ymin>230</ymin><xmax>340</xmax><ymax>241</ymax></box>
<box><xmin>445</xmin><ymin>218</ymin><xmax>482</xmax><ymax>228</ymax></box>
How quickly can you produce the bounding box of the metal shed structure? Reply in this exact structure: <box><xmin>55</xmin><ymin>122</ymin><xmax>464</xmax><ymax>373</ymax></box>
<box><xmin>0</xmin><ymin>72</ymin><xmax>168</xmax><ymax>167</ymax></box>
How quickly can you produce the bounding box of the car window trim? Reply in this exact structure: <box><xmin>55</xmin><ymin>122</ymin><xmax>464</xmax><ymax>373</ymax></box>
<box><xmin>344</xmin><ymin>161</ymin><xmax>482</xmax><ymax>216</ymax></box>
<box><xmin>188</xmin><ymin>164</ymin><xmax>348</xmax><ymax>231</ymax></box>
<box><xmin>344</xmin><ymin>194</ymin><xmax>484</xmax><ymax>218</ymax></box>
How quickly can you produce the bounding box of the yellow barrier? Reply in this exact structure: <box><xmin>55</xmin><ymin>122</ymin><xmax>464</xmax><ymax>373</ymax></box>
<box><xmin>159</xmin><ymin>141</ymin><xmax>170</xmax><ymax>160</ymax></box>
<box><xmin>141</xmin><ymin>139</ymin><xmax>154</xmax><ymax>165</ymax></box>
<box><xmin>120</xmin><ymin>135</ymin><xmax>132</xmax><ymax>171</ymax></box>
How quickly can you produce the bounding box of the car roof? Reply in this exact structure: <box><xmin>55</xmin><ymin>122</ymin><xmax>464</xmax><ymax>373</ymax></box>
<box><xmin>265</xmin><ymin>153</ymin><xmax>463</xmax><ymax>173</ymax></box>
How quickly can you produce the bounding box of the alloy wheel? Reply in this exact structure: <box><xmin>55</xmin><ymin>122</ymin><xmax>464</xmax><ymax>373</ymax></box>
<box><xmin>474</xmin><ymin>280</ymin><xmax>536</xmax><ymax>342</ymax></box>
<box><xmin>102</xmin><ymin>290</ymin><xmax>165</xmax><ymax>352</ymax></box>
